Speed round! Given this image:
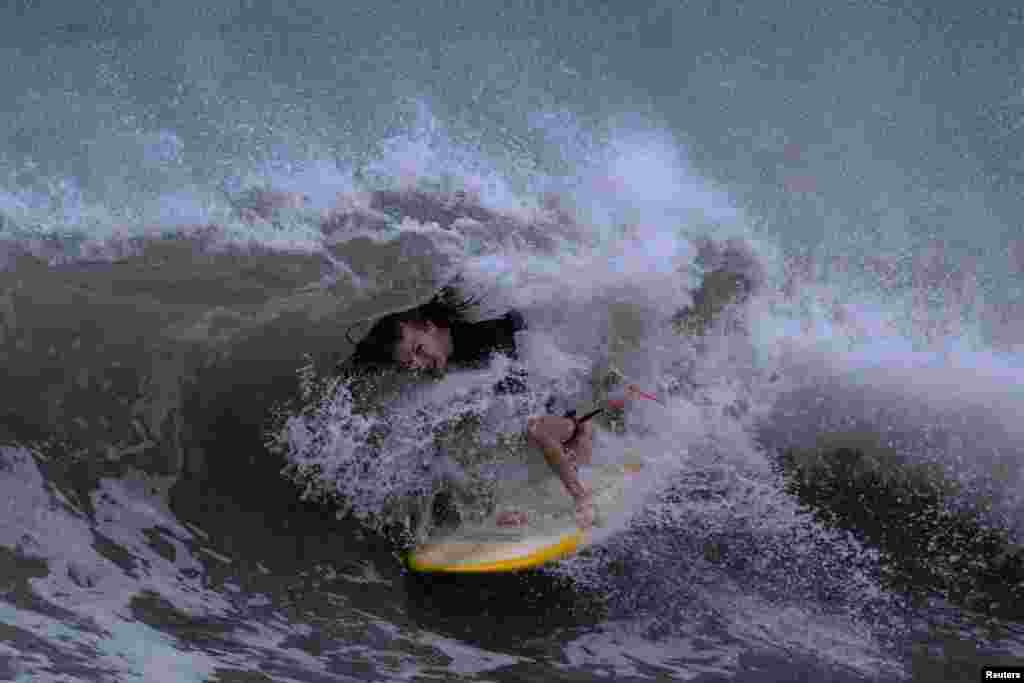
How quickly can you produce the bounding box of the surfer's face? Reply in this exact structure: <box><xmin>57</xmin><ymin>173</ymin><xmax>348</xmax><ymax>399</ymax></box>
<box><xmin>395</xmin><ymin>321</ymin><xmax>452</xmax><ymax>374</ymax></box>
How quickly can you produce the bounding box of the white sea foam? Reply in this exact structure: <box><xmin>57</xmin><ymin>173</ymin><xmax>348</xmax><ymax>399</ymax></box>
<box><xmin>3</xmin><ymin>15</ymin><xmax>1023</xmax><ymax>677</ymax></box>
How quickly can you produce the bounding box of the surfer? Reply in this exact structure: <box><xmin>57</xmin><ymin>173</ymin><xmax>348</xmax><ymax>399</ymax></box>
<box><xmin>344</xmin><ymin>282</ymin><xmax>597</xmax><ymax>530</ymax></box>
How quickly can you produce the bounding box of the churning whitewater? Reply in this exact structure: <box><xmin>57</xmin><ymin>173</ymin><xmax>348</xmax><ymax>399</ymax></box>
<box><xmin>2</xmin><ymin>2</ymin><xmax>1024</xmax><ymax>681</ymax></box>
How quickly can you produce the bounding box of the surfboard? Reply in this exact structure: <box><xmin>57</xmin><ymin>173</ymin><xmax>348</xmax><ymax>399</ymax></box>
<box><xmin>406</xmin><ymin>459</ymin><xmax>643</xmax><ymax>573</ymax></box>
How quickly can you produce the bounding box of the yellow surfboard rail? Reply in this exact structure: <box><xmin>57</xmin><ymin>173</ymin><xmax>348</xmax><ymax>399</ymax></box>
<box><xmin>405</xmin><ymin>460</ymin><xmax>642</xmax><ymax>574</ymax></box>
<box><xmin>406</xmin><ymin>529</ymin><xmax>585</xmax><ymax>573</ymax></box>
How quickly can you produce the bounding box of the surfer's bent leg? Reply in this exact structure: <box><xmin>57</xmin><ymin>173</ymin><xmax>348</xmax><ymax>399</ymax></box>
<box><xmin>567</xmin><ymin>421</ymin><xmax>593</xmax><ymax>466</ymax></box>
<box><xmin>526</xmin><ymin>415</ymin><xmax>595</xmax><ymax>528</ymax></box>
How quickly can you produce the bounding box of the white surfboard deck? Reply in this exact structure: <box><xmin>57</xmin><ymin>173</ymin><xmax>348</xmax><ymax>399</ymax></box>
<box><xmin>406</xmin><ymin>459</ymin><xmax>643</xmax><ymax>573</ymax></box>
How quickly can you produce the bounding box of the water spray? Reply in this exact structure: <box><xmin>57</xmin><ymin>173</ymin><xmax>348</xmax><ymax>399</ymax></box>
<box><xmin>562</xmin><ymin>383</ymin><xmax>664</xmax><ymax>446</ymax></box>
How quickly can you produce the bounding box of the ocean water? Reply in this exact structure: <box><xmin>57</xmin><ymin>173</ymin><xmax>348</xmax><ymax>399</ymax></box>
<box><xmin>1</xmin><ymin>1</ymin><xmax>1023</xmax><ymax>681</ymax></box>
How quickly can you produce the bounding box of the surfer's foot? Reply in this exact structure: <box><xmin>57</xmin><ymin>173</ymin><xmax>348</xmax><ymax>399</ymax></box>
<box><xmin>496</xmin><ymin>510</ymin><xmax>528</xmax><ymax>527</ymax></box>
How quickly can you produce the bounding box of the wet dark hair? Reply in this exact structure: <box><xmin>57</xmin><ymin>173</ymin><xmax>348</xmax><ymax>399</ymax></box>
<box><xmin>344</xmin><ymin>279</ymin><xmax>483</xmax><ymax>372</ymax></box>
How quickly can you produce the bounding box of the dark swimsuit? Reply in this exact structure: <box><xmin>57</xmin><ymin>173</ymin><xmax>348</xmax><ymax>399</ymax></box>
<box><xmin>447</xmin><ymin>310</ymin><xmax>529</xmax><ymax>395</ymax></box>
<box><xmin>449</xmin><ymin>310</ymin><xmax>584</xmax><ymax>444</ymax></box>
